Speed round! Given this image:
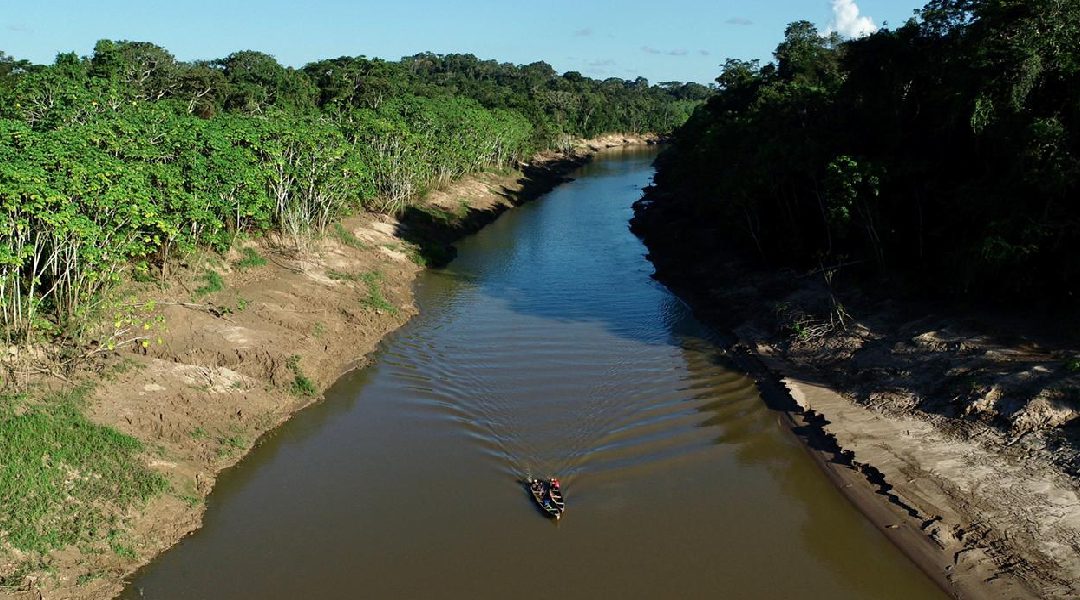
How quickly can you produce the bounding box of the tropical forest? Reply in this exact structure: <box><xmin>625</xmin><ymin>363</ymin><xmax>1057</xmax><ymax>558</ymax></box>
<box><xmin>3</xmin><ymin>1</ymin><xmax>1080</xmax><ymax>599</ymax></box>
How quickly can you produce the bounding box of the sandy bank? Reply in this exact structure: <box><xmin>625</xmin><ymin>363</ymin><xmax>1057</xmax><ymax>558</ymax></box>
<box><xmin>0</xmin><ymin>133</ymin><xmax>658</xmax><ymax>600</ymax></box>
<box><xmin>631</xmin><ymin>192</ymin><xmax>1080</xmax><ymax>599</ymax></box>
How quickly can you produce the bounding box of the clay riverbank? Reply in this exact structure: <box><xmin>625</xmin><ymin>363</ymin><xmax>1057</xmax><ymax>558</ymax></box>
<box><xmin>631</xmin><ymin>188</ymin><xmax>1080</xmax><ymax>600</ymax></box>
<box><xmin>0</xmin><ymin>134</ymin><xmax>658</xmax><ymax>600</ymax></box>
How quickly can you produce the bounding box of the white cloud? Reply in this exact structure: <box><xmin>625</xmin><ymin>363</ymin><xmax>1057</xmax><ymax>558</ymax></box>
<box><xmin>641</xmin><ymin>46</ymin><xmax>689</xmax><ymax>57</ymax></box>
<box><xmin>826</xmin><ymin>0</ymin><xmax>877</xmax><ymax>38</ymax></box>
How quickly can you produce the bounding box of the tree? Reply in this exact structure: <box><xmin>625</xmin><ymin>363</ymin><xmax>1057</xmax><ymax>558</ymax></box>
<box><xmin>216</xmin><ymin>51</ymin><xmax>315</xmax><ymax>113</ymax></box>
<box><xmin>90</xmin><ymin>40</ymin><xmax>180</xmax><ymax>101</ymax></box>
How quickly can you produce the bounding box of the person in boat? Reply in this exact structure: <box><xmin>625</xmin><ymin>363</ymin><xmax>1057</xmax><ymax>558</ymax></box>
<box><xmin>548</xmin><ymin>477</ymin><xmax>561</xmax><ymax>499</ymax></box>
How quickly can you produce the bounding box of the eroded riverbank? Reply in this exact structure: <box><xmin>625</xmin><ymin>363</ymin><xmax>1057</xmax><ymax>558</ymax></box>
<box><xmin>0</xmin><ymin>134</ymin><xmax>657</xmax><ymax>600</ymax></box>
<box><xmin>117</xmin><ymin>146</ymin><xmax>945</xmax><ymax>600</ymax></box>
<box><xmin>631</xmin><ymin>188</ymin><xmax>1080</xmax><ymax>599</ymax></box>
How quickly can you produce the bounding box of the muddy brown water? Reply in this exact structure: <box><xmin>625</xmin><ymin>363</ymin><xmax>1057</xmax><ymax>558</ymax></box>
<box><xmin>122</xmin><ymin>147</ymin><xmax>946</xmax><ymax>599</ymax></box>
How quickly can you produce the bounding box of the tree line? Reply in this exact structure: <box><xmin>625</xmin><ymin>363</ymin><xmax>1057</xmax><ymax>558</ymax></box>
<box><xmin>0</xmin><ymin>42</ymin><xmax>704</xmax><ymax>346</ymax></box>
<box><xmin>641</xmin><ymin>0</ymin><xmax>1079</xmax><ymax>303</ymax></box>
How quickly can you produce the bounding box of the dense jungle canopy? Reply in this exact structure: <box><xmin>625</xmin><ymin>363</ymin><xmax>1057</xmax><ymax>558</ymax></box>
<box><xmin>0</xmin><ymin>44</ymin><xmax>706</xmax><ymax>344</ymax></box>
<box><xmin>643</xmin><ymin>0</ymin><xmax>1080</xmax><ymax>303</ymax></box>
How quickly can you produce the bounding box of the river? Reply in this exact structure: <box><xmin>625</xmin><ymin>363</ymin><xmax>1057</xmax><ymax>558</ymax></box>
<box><xmin>122</xmin><ymin>147</ymin><xmax>946</xmax><ymax>599</ymax></box>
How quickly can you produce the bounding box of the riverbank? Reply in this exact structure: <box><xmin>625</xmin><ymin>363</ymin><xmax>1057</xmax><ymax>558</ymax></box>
<box><xmin>631</xmin><ymin>190</ymin><xmax>1080</xmax><ymax>599</ymax></box>
<box><xmin>0</xmin><ymin>133</ymin><xmax>658</xmax><ymax>600</ymax></box>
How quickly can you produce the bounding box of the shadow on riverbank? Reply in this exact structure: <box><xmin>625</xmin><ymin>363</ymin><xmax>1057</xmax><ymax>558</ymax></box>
<box><xmin>630</xmin><ymin>184</ymin><xmax>1079</xmax><ymax>599</ymax></box>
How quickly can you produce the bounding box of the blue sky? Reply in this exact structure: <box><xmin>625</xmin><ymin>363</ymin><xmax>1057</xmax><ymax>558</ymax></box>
<box><xmin>1</xmin><ymin>1</ymin><xmax>927</xmax><ymax>84</ymax></box>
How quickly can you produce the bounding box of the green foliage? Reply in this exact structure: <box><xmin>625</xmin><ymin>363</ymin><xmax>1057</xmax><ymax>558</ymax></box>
<box><xmin>332</xmin><ymin>223</ymin><xmax>366</xmax><ymax>249</ymax></box>
<box><xmin>234</xmin><ymin>247</ymin><xmax>267</xmax><ymax>270</ymax></box>
<box><xmin>286</xmin><ymin>354</ymin><xmax>317</xmax><ymax>397</ymax></box>
<box><xmin>177</xmin><ymin>493</ymin><xmax>202</xmax><ymax>507</ymax></box>
<box><xmin>0</xmin><ymin>389</ymin><xmax>168</xmax><ymax>555</ymax></box>
<box><xmin>0</xmin><ymin>41</ymin><xmax>698</xmax><ymax>346</ymax></box>
<box><xmin>358</xmin><ymin>270</ymin><xmax>395</xmax><ymax>313</ymax></box>
<box><xmin>215</xmin><ymin>434</ymin><xmax>246</xmax><ymax>458</ymax></box>
<box><xmin>421</xmin><ymin>205</ymin><xmax>459</xmax><ymax>224</ymax></box>
<box><xmin>309</xmin><ymin>53</ymin><xmax>703</xmax><ymax>141</ymax></box>
<box><xmin>327</xmin><ymin>269</ymin><xmax>396</xmax><ymax>313</ymax></box>
<box><xmin>193</xmin><ymin>270</ymin><xmax>224</xmax><ymax>297</ymax></box>
<box><xmin>92</xmin><ymin>298</ymin><xmax>165</xmax><ymax>354</ymax></box>
<box><xmin>1066</xmin><ymin>357</ymin><xmax>1080</xmax><ymax>373</ymax></box>
<box><xmin>644</xmin><ymin>0</ymin><xmax>1080</xmax><ymax>302</ymax></box>
<box><xmin>377</xmin><ymin>241</ymin><xmax>430</xmax><ymax>266</ymax></box>
<box><xmin>107</xmin><ymin>529</ymin><xmax>137</xmax><ymax>559</ymax></box>
<box><xmin>76</xmin><ymin>571</ymin><xmax>104</xmax><ymax>586</ymax></box>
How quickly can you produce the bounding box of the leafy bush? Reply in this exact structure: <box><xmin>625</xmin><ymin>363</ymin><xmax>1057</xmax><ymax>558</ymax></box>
<box><xmin>0</xmin><ymin>41</ymin><xmax>696</xmax><ymax>346</ymax></box>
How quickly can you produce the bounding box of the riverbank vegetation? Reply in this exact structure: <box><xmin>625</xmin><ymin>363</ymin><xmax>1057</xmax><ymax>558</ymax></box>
<box><xmin>640</xmin><ymin>0</ymin><xmax>1079</xmax><ymax>303</ymax></box>
<box><xmin>0</xmin><ymin>43</ymin><xmax>704</xmax><ymax>356</ymax></box>
<box><xmin>0</xmin><ymin>387</ymin><xmax>166</xmax><ymax>568</ymax></box>
<box><xmin>0</xmin><ymin>41</ymin><xmax>700</xmax><ymax>591</ymax></box>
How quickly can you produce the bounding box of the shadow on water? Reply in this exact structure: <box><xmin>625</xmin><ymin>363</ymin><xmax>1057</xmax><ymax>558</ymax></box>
<box><xmin>430</xmin><ymin>146</ymin><xmax>696</xmax><ymax>348</ymax></box>
<box><xmin>393</xmin><ymin>155</ymin><xmax>586</xmax><ymax>269</ymax></box>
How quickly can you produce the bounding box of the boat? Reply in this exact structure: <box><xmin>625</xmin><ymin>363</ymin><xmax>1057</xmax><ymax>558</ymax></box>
<box><xmin>526</xmin><ymin>477</ymin><xmax>565</xmax><ymax>519</ymax></box>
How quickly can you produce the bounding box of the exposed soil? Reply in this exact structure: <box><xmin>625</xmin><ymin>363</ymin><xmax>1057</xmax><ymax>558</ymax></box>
<box><xmin>0</xmin><ymin>133</ymin><xmax>659</xmax><ymax>600</ymax></box>
<box><xmin>632</xmin><ymin>192</ymin><xmax>1080</xmax><ymax>599</ymax></box>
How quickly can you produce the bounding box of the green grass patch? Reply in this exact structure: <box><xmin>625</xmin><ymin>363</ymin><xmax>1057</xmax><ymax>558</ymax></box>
<box><xmin>233</xmin><ymin>247</ymin><xmax>268</xmax><ymax>270</ymax></box>
<box><xmin>215</xmin><ymin>434</ymin><xmax>247</xmax><ymax>458</ymax></box>
<box><xmin>177</xmin><ymin>493</ymin><xmax>202</xmax><ymax>507</ymax></box>
<box><xmin>381</xmin><ymin>242</ymin><xmax>429</xmax><ymax>267</ymax></box>
<box><xmin>0</xmin><ymin>390</ymin><xmax>168</xmax><ymax>555</ymax></box>
<box><xmin>358</xmin><ymin>271</ymin><xmax>396</xmax><ymax>313</ymax></box>
<box><xmin>327</xmin><ymin>269</ymin><xmax>396</xmax><ymax>313</ymax></box>
<box><xmin>333</xmin><ymin>223</ymin><xmax>367</xmax><ymax>250</ymax></box>
<box><xmin>76</xmin><ymin>571</ymin><xmax>104</xmax><ymax>586</ymax></box>
<box><xmin>107</xmin><ymin>529</ymin><xmax>136</xmax><ymax>559</ymax></box>
<box><xmin>326</xmin><ymin>269</ymin><xmax>361</xmax><ymax>281</ymax></box>
<box><xmin>1066</xmin><ymin>357</ymin><xmax>1080</xmax><ymax>372</ymax></box>
<box><xmin>214</xmin><ymin>295</ymin><xmax>251</xmax><ymax>316</ymax></box>
<box><xmin>420</xmin><ymin>205</ymin><xmax>457</xmax><ymax>224</ymax></box>
<box><xmin>193</xmin><ymin>269</ymin><xmax>224</xmax><ymax>297</ymax></box>
<box><xmin>286</xmin><ymin>355</ymin><xmax>318</xmax><ymax>398</ymax></box>
<box><xmin>76</xmin><ymin>569</ymin><xmax>105</xmax><ymax>587</ymax></box>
